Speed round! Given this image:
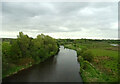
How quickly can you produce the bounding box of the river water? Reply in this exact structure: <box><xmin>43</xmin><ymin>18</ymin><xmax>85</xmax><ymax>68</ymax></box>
<box><xmin>3</xmin><ymin>46</ymin><xmax>82</xmax><ymax>82</ymax></box>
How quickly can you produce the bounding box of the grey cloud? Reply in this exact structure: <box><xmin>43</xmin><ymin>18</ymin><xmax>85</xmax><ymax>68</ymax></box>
<box><xmin>2</xmin><ymin>2</ymin><xmax>118</xmax><ymax>39</ymax></box>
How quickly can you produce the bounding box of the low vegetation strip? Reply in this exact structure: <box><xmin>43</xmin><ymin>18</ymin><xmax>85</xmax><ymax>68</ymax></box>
<box><xmin>2</xmin><ymin>32</ymin><xmax>59</xmax><ymax>78</ymax></box>
<box><xmin>58</xmin><ymin>39</ymin><xmax>118</xmax><ymax>83</ymax></box>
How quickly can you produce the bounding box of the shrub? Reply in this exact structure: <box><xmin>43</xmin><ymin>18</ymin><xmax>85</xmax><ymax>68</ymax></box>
<box><xmin>76</xmin><ymin>46</ymin><xmax>88</xmax><ymax>56</ymax></box>
<box><xmin>76</xmin><ymin>48</ymin><xmax>82</xmax><ymax>56</ymax></box>
<box><xmin>82</xmin><ymin>50</ymin><xmax>94</xmax><ymax>62</ymax></box>
<box><xmin>78</xmin><ymin>56</ymin><xmax>83</xmax><ymax>62</ymax></box>
<box><xmin>77</xmin><ymin>56</ymin><xmax>84</xmax><ymax>70</ymax></box>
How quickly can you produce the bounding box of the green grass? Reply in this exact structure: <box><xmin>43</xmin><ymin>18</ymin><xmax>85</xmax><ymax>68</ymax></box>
<box><xmin>2</xmin><ymin>63</ymin><xmax>32</xmax><ymax>78</ymax></box>
<box><xmin>88</xmin><ymin>48</ymin><xmax>118</xmax><ymax>82</ymax></box>
<box><xmin>89</xmin><ymin>49</ymin><xmax>118</xmax><ymax>71</ymax></box>
<box><xmin>63</xmin><ymin>42</ymin><xmax>118</xmax><ymax>82</ymax></box>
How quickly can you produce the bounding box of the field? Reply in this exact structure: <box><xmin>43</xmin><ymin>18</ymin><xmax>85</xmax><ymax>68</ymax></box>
<box><xmin>58</xmin><ymin>39</ymin><xmax>119</xmax><ymax>82</ymax></box>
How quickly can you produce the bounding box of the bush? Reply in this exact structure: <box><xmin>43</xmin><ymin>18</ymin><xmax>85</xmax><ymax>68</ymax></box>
<box><xmin>76</xmin><ymin>48</ymin><xmax>82</xmax><ymax>56</ymax></box>
<box><xmin>76</xmin><ymin>46</ymin><xmax>88</xmax><ymax>56</ymax></box>
<box><xmin>82</xmin><ymin>50</ymin><xmax>94</xmax><ymax>62</ymax></box>
<box><xmin>77</xmin><ymin>56</ymin><xmax>84</xmax><ymax>70</ymax></box>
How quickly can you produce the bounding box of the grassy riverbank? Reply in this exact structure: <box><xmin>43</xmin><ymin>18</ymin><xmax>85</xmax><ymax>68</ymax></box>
<box><xmin>58</xmin><ymin>39</ymin><xmax>119</xmax><ymax>82</ymax></box>
<box><xmin>2</xmin><ymin>32</ymin><xmax>59</xmax><ymax>78</ymax></box>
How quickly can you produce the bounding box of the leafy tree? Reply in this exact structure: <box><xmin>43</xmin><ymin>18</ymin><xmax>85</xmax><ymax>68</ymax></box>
<box><xmin>17</xmin><ymin>32</ymin><xmax>31</xmax><ymax>58</ymax></box>
<box><xmin>10</xmin><ymin>40</ymin><xmax>22</xmax><ymax>63</ymax></box>
<box><xmin>2</xmin><ymin>32</ymin><xmax>59</xmax><ymax>76</ymax></box>
<box><xmin>2</xmin><ymin>42</ymin><xmax>11</xmax><ymax>63</ymax></box>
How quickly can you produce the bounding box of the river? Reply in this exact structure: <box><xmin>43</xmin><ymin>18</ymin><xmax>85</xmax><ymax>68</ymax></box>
<box><xmin>3</xmin><ymin>46</ymin><xmax>82</xmax><ymax>82</ymax></box>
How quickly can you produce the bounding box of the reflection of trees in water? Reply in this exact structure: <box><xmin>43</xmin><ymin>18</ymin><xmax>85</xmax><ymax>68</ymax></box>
<box><xmin>51</xmin><ymin>56</ymin><xmax>56</xmax><ymax>64</ymax></box>
<box><xmin>49</xmin><ymin>55</ymin><xmax>57</xmax><ymax>67</ymax></box>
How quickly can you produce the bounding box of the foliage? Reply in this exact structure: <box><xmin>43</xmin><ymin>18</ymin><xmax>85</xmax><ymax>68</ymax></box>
<box><xmin>82</xmin><ymin>50</ymin><xmax>94</xmax><ymax>62</ymax></box>
<box><xmin>2</xmin><ymin>32</ymin><xmax>59</xmax><ymax>78</ymax></box>
<box><xmin>2</xmin><ymin>42</ymin><xmax>11</xmax><ymax>63</ymax></box>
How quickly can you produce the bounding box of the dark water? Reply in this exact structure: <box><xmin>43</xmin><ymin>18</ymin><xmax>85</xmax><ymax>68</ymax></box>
<box><xmin>3</xmin><ymin>46</ymin><xmax>82</xmax><ymax>82</ymax></box>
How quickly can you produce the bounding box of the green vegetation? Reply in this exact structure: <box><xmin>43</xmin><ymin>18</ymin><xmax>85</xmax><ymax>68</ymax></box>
<box><xmin>81</xmin><ymin>50</ymin><xmax>94</xmax><ymax>62</ymax></box>
<box><xmin>2</xmin><ymin>32</ymin><xmax>59</xmax><ymax>78</ymax></box>
<box><xmin>58</xmin><ymin>39</ymin><xmax>119</xmax><ymax>82</ymax></box>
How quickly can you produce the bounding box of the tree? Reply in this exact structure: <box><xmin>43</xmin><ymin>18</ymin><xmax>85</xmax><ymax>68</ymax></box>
<box><xmin>2</xmin><ymin>42</ymin><xmax>11</xmax><ymax>63</ymax></box>
<box><xmin>10</xmin><ymin>40</ymin><xmax>22</xmax><ymax>63</ymax></box>
<box><xmin>17</xmin><ymin>32</ymin><xmax>31</xmax><ymax>58</ymax></box>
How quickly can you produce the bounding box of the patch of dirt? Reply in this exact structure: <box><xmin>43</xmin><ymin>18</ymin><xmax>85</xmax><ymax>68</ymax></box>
<box><xmin>94</xmin><ymin>56</ymin><xmax>113</xmax><ymax>62</ymax></box>
<box><xmin>93</xmin><ymin>56</ymin><xmax>114</xmax><ymax>75</ymax></box>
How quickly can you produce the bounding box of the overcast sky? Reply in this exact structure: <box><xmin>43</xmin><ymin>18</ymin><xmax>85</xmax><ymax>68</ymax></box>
<box><xmin>1</xmin><ymin>2</ymin><xmax>118</xmax><ymax>39</ymax></box>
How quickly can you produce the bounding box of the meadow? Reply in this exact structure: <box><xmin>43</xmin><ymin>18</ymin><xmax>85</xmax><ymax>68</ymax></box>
<box><xmin>58</xmin><ymin>39</ymin><xmax>119</xmax><ymax>82</ymax></box>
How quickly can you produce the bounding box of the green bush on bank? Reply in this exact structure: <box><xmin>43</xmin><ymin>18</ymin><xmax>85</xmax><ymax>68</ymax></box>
<box><xmin>78</xmin><ymin>56</ymin><xmax>106</xmax><ymax>82</ymax></box>
<box><xmin>82</xmin><ymin>50</ymin><xmax>94</xmax><ymax>62</ymax></box>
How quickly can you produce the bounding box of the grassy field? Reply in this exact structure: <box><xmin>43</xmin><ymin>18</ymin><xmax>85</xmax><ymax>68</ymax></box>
<box><xmin>82</xmin><ymin>48</ymin><xmax>118</xmax><ymax>82</ymax></box>
<box><xmin>60</xmin><ymin>39</ymin><xmax>119</xmax><ymax>82</ymax></box>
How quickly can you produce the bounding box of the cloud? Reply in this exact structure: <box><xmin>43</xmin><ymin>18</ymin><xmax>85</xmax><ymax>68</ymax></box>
<box><xmin>58</xmin><ymin>27</ymin><xmax>69</xmax><ymax>31</ymax></box>
<box><xmin>1</xmin><ymin>2</ymin><xmax>118</xmax><ymax>39</ymax></box>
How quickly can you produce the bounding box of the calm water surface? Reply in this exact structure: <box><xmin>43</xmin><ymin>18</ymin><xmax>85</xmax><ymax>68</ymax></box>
<box><xmin>3</xmin><ymin>46</ymin><xmax>82</xmax><ymax>82</ymax></box>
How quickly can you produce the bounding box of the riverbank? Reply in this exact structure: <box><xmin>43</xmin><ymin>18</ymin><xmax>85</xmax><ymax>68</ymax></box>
<box><xmin>62</xmin><ymin>41</ymin><xmax>118</xmax><ymax>83</ymax></box>
<box><xmin>3</xmin><ymin>47</ymin><xmax>60</xmax><ymax>79</ymax></box>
